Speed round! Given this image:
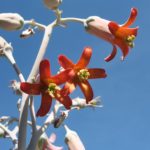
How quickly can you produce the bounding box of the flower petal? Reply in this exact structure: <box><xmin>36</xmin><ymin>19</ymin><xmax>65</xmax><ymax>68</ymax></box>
<box><xmin>122</xmin><ymin>8</ymin><xmax>138</xmax><ymax>27</ymax></box>
<box><xmin>76</xmin><ymin>47</ymin><xmax>92</xmax><ymax>68</ymax></box>
<box><xmin>54</xmin><ymin>90</ymin><xmax>72</xmax><ymax>109</ymax></box>
<box><xmin>108</xmin><ymin>21</ymin><xmax>119</xmax><ymax>35</ymax></box>
<box><xmin>109</xmin><ymin>22</ymin><xmax>138</xmax><ymax>38</ymax></box>
<box><xmin>78</xmin><ymin>80</ymin><xmax>93</xmax><ymax>103</ymax></box>
<box><xmin>88</xmin><ymin>68</ymin><xmax>107</xmax><ymax>79</ymax></box>
<box><xmin>40</xmin><ymin>59</ymin><xmax>51</xmax><ymax>81</ymax></box>
<box><xmin>36</xmin><ymin>93</ymin><xmax>52</xmax><ymax>117</ymax></box>
<box><xmin>51</xmin><ymin>69</ymin><xmax>75</xmax><ymax>85</ymax></box>
<box><xmin>104</xmin><ymin>45</ymin><xmax>117</xmax><ymax>62</ymax></box>
<box><xmin>20</xmin><ymin>82</ymin><xmax>41</xmax><ymax>95</ymax></box>
<box><xmin>58</xmin><ymin>55</ymin><xmax>74</xmax><ymax>69</ymax></box>
<box><xmin>115</xmin><ymin>38</ymin><xmax>129</xmax><ymax>60</ymax></box>
<box><xmin>61</xmin><ymin>82</ymin><xmax>76</xmax><ymax>96</ymax></box>
<box><xmin>117</xmin><ymin>27</ymin><xmax>138</xmax><ymax>38</ymax></box>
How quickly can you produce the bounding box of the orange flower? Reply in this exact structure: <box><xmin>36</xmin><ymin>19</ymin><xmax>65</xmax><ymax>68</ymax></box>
<box><xmin>58</xmin><ymin>47</ymin><xmax>107</xmax><ymax>103</ymax></box>
<box><xmin>20</xmin><ymin>59</ymin><xmax>73</xmax><ymax>117</ymax></box>
<box><xmin>86</xmin><ymin>8</ymin><xmax>138</xmax><ymax>61</ymax></box>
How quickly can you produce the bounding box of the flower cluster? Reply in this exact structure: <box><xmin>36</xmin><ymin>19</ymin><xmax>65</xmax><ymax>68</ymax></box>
<box><xmin>0</xmin><ymin>1</ymin><xmax>139</xmax><ymax>149</ymax></box>
<box><xmin>20</xmin><ymin>47</ymin><xmax>107</xmax><ymax>117</ymax></box>
<box><xmin>20</xmin><ymin>8</ymin><xmax>138</xmax><ymax>117</ymax></box>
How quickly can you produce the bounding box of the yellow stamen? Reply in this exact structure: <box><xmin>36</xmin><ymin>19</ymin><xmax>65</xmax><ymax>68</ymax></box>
<box><xmin>77</xmin><ymin>69</ymin><xmax>90</xmax><ymax>81</ymax></box>
<box><xmin>126</xmin><ymin>35</ymin><xmax>136</xmax><ymax>48</ymax></box>
<box><xmin>47</xmin><ymin>83</ymin><xmax>60</xmax><ymax>97</ymax></box>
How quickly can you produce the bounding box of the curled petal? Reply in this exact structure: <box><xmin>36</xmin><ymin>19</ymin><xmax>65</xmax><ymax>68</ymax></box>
<box><xmin>115</xmin><ymin>39</ymin><xmax>129</xmax><ymax>60</ymax></box>
<box><xmin>104</xmin><ymin>45</ymin><xmax>117</xmax><ymax>62</ymax></box>
<box><xmin>58</xmin><ymin>55</ymin><xmax>74</xmax><ymax>69</ymax></box>
<box><xmin>76</xmin><ymin>47</ymin><xmax>92</xmax><ymax>68</ymax></box>
<box><xmin>20</xmin><ymin>83</ymin><xmax>41</xmax><ymax>95</ymax></box>
<box><xmin>51</xmin><ymin>69</ymin><xmax>75</xmax><ymax>85</ymax></box>
<box><xmin>78</xmin><ymin>80</ymin><xmax>93</xmax><ymax>103</ymax></box>
<box><xmin>40</xmin><ymin>59</ymin><xmax>51</xmax><ymax>81</ymax></box>
<box><xmin>122</xmin><ymin>8</ymin><xmax>138</xmax><ymax>27</ymax></box>
<box><xmin>36</xmin><ymin>93</ymin><xmax>52</xmax><ymax>117</ymax></box>
<box><xmin>109</xmin><ymin>22</ymin><xmax>138</xmax><ymax>38</ymax></box>
<box><xmin>61</xmin><ymin>82</ymin><xmax>76</xmax><ymax>96</ymax></box>
<box><xmin>88</xmin><ymin>68</ymin><xmax>107</xmax><ymax>79</ymax></box>
<box><xmin>54</xmin><ymin>90</ymin><xmax>72</xmax><ymax>109</ymax></box>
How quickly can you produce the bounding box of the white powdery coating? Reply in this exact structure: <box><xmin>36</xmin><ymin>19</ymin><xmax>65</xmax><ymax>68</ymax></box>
<box><xmin>65</xmin><ymin>125</ymin><xmax>85</xmax><ymax>150</ymax></box>
<box><xmin>0</xmin><ymin>13</ymin><xmax>24</xmax><ymax>31</ymax></box>
<box><xmin>86</xmin><ymin>16</ymin><xmax>114</xmax><ymax>43</ymax></box>
<box><xmin>43</xmin><ymin>0</ymin><xmax>62</xmax><ymax>10</ymax></box>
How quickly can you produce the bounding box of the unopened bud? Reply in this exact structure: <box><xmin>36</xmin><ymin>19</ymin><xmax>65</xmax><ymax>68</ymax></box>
<box><xmin>43</xmin><ymin>0</ymin><xmax>62</xmax><ymax>10</ymax></box>
<box><xmin>64</xmin><ymin>125</ymin><xmax>85</xmax><ymax>150</ymax></box>
<box><xmin>0</xmin><ymin>13</ymin><xmax>24</xmax><ymax>31</ymax></box>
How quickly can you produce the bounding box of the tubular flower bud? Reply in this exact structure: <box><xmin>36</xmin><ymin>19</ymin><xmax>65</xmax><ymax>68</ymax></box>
<box><xmin>64</xmin><ymin>125</ymin><xmax>85</xmax><ymax>150</ymax></box>
<box><xmin>43</xmin><ymin>0</ymin><xmax>62</xmax><ymax>10</ymax></box>
<box><xmin>0</xmin><ymin>13</ymin><xmax>24</xmax><ymax>31</ymax></box>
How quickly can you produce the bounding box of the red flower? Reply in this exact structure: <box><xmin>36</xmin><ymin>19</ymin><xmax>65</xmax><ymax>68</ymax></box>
<box><xmin>20</xmin><ymin>59</ymin><xmax>73</xmax><ymax>117</ymax></box>
<box><xmin>58</xmin><ymin>47</ymin><xmax>107</xmax><ymax>103</ymax></box>
<box><xmin>86</xmin><ymin>8</ymin><xmax>138</xmax><ymax>61</ymax></box>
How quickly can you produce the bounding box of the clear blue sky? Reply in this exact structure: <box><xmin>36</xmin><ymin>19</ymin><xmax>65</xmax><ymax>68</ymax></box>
<box><xmin>0</xmin><ymin>0</ymin><xmax>150</xmax><ymax>149</ymax></box>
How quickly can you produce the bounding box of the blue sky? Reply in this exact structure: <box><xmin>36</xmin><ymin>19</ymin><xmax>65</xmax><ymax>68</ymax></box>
<box><xmin>0</xmin><ymin>0</ymin><xmax>150</xmax><ymax>149</ymax></box>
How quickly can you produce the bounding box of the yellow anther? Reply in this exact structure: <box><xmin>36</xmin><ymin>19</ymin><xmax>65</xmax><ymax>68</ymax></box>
<box><xmin>126</xmin><ymin>35</ymin><xmax>136</xmax><ymax>48</ymax></box>
<box><xmin>47</xmin><ymin>83</ymin><xmax>59</xmax><ymax>97</ymax></box>
<box><xmin>126</xmin><ymin>35</ymin><xmax>135</xmax><ymax>42</ymax></box>
<box><xmin>77</xmin><ymin>69</ymin><xmax>90</xmax><ymax>81</ymax></box>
